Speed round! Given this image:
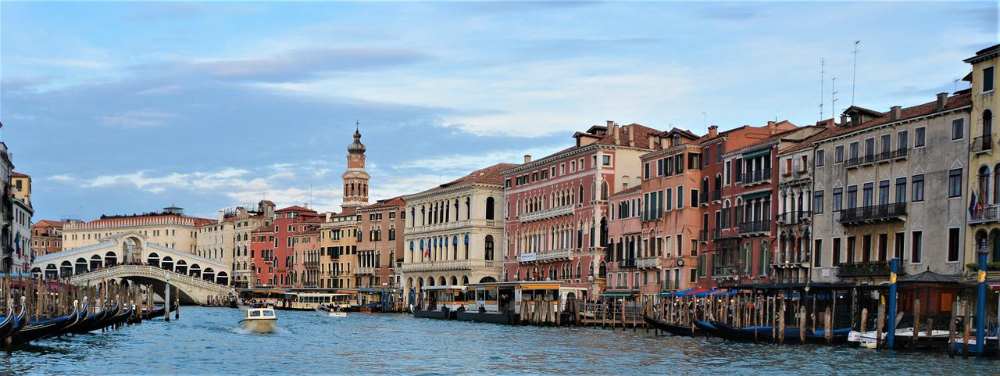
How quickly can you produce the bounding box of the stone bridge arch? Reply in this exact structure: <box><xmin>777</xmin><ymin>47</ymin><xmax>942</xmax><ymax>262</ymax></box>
<box><xmin>67</xmin><ymin>265</ymin><xmax>235</xmax><ymax>305</ymax></box>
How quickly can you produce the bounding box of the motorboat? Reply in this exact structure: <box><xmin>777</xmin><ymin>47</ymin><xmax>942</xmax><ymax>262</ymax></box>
<box><xmin>317</xmin><ymin>304</ymin><xmax>348</xmax><ymax>318</ymax></box>
<box><xmin>240</xmin><ymin>306</ymin><xmax>277</xmax><ymax>333</ymax></box>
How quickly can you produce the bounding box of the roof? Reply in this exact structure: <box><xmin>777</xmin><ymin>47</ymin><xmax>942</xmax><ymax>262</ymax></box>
<box><xmin>793</xmin><ymin>92</ymin><xmax>971</xmax><ymax>151</ymax></box>
<box><xmin>440</xmin><ymin>163</ymin><xmax>516</xmax><ymax>188</ymax></box>
<box><xmin>275</xmin><ymin>205</ymin><xmax>316</xmax><ymax>213</ymax></box>
<box><xmin>33</xmin><ymin>219</ymin><xmax>65</xmax><ymax>227</ymax></box>
<box><xmin>609</xmin><ymin>184</ymin><xmax>642</xmax><ymax>199</ymax></box>
<box><xmin>507</xmin><ymin>122</ymin><xmax>664</xmax><ymax>175</ymax></box>
<box><xmin>964</xmin><ymin>43</ymin><xmax>999</xmax><ymax>64</ymax></box>
<box><xmin>360</xmin><ymin>196</ymin><xmax>405</xmax><ymax>210</ymax></box>
<box><xmin>11</xmin><ymin>171</ymin><xmax>29</xmax><ymax>178</ymax></box>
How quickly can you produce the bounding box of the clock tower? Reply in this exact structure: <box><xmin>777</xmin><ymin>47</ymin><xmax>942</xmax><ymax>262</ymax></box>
<box><xmin>342</xmin><ymin>124</ymin><xmax>370</xmax><ymax>210</ymax></box>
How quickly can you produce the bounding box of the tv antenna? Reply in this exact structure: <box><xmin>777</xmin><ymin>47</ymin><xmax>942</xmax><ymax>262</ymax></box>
<box><xmin>832</xmin><ymin>76</ymin><xmax>839</xmax><ymax>119</ymax></box>
<box><xmin>851</xmin><ymin>40</ymin><xmax>860</xmax><ymax>106</ymax></box>
<box><xmin>819</xmin><ymin>58</ymin><xmax>825</xmax><ymax>121</ymax></box>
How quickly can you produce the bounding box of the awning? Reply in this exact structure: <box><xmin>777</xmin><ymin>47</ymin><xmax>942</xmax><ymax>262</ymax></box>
<box><xmin>741</xmin><ymin>190</ymin><xmax>772</xmax><ymax>201</ymax></box>
<box><xmin>741</xmin><ymin>147</ymin><xmax>771</xmax><ymax>159</ymax></box>
<box><xmin>601</xmin><ymin>290</ymin><xmax>636</xmax><ymax>298</ymax></box>
<box><xmin>519</xmin><ymin>283</ymin><xmax>561</xmax><ymax>290</ymax></box>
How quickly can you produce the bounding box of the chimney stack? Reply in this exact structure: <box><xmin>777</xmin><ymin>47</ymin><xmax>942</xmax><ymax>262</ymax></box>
<box><xmin>936</xmin><ymin>92</ymin><xmax>948</xmax><ymax>111</ymax></box>
<box><xmin>613</xmin><ymin>123</ymin><xmax>621</xmax><ymax>144</ymax></box>
<box><xmin>523</xmin><ymin>154</ymin><xmax>532</xmax><ymax>163</ymax></box>
<box><xmin>648</xmin><ymin>135</ymin><xmax>655</xmax><ymax>149</ymax></box>
<box><xmin>627</xmin><ymin>125</ymin><xmax>635</xmax><ymax>147</ymax></box>
<box><xmin>767</xmin><ymin>121</ymin><xmax>777</xmax><ymax>135</ymax></box>
<box><xmin>708</xmin><ymin>125</ymin><xmax>718</xmax><ymax>137</ymax></box>
<box><xmin>890</xmin><ymin>106</ymin><xmax>902</xmax><ymax>121</ymax></box>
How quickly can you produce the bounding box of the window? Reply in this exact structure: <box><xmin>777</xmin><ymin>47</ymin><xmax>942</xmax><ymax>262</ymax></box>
<box><xmin>985</xmin><ymin>66</ymin><xmax>995</xmax><ymax>93</ymax></box>
<box><xmin>816</xmin><ymin>149</ymin><xmax>825</xmax><ymax>167</ymax></box>
<box><xmin>665</xmin><ymin>189</ymin><xmax>673</xmax><ymax>211</ymax></box>
<box><xmin>912</xmin><ymin>175</ymin><xmax>924</xmax><ymax>201</ymax></box>
<box><xmin>832</xmin><ymin>238</ymin><xmax>841</xmax><ymax>265</ymax></box>
<box><xmin>948</xmin><ymin>168</ymin><xmax>962</xmax><ymax>198</ymax></box>
<box><xmin>603</xmin><ymin>155</ymin><xmax>611</xmax><ymax>166</ymax></box>
<box><xmin>813</xmin><ymin>239</ymin><xmax>823</xmax><ymax>267</ymax></box>
<box><xmin>813</xmin><ymin>191</ymin><xmax>824</xmax><ymax>214</ymax></box>
<box><xmin>948</xmin><ymin>228</ymin><xmax>960</xmax><ymax>262</ymax></box>
<box><xmin>878</xmin><ymin>180</ymin><xmax>890</xmax><ymax>206</ymax></box>
<box><xmin>832</xmin><ymin>188</ymin><xmax>843</xmax><ymax>211</ymax></box>
<box><xmin>952</xmin><ymin>119</ymin><xmax>964</xmax><ymax>140</ymax></box>
<box><xmin>725</xmin><ymin>161</ymin><xmax>731</xmax><ymax>185</ymax></box>
<box><xmin>863</xmin><ymin>183</ymin><xmax>873</xmax><ymax>207</ymax></box>
<box><xmin>897</xmin><ymin>130</ymin><xmax>909</xmax><ymax>150</ymax></box>
<box><xmin>849</xmin><ymin>142</ymin><xmax>859</xmax><ymax>160</ymax></box>
<box><xmin>915</xmin><ymin>127</ymin><xmax>926</xmax><ymax>147</ymax></box>
<box><xmin>835</xmin><ymin>145</ymin><xmax>844</xmax><ymax>163</ymax></box>
<box><xmin>643</xmin><ymin>163</ymin><xmax>650</xmax><ymax>179</ymax></box>
<box><xmin>677</xmin><ymin>185</ymin><xmax>684</xmax><ymax>208</ymax></box>
<box><xmin>847</xmin><ymin>185</ymin><xmax>857</xmax><ymax>209</ymax></box>
<box><xmin>911</xmin><ymin>231</ymin><xmax>922</xmax><ymax>263</ymax></box>
<box><xmin>895</xmin><ymin>177</ymin><xmax>906</xmax><ymax>203</ymax></box>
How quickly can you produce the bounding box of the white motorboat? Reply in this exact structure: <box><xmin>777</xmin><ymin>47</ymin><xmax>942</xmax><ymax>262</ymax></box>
<box><xmin>240</xmin><ymin>306</ymin><xmax>278</xmax><ymax>333</ymax></box>
<box><xmin>317</xmin><ymin>304</ymin><xmax>348</xmax><ymax>318</ymax></box>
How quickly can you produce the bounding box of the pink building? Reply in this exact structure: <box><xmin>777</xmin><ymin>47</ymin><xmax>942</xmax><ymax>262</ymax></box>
<box><xmin>502</xmin><ymin>122</ymin><xmax>662</xmax><ymax>301</ymax></box>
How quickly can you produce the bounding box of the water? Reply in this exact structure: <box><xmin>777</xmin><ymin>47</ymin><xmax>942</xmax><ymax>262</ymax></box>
<box><xmin>3</xmin><ymin>307</ymin><xmax>996</xmax><ymax>375</ymax></box>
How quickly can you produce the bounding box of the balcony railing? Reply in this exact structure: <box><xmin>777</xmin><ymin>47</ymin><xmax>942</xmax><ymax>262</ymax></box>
<box><xmin>846</xmin><ymin>149</ymin><xmax>909</xmax><ymax>168</ymax></box>
<box><xmin>619</xmin><ymin>258</ymin><xmax>636</xmax><ymax>268</ymax></box>
<box><xmin>973</xmin><ymin>135</ymin><xmax>994</xmax><ymax>154</ymax></box>
<box><xmin>357</xmin><ymin>266</ymin><xmax>377</xmax><ymax>275</ymax></box>
<box><xmin>518</xmin><ymin>249</ymin><xmax>572</xmax><ymax>263</ymax></box>
<box><xmin>400</xmin><ymin>259</ymin><xmax>501</xmax><ymax>273</ymax></box>
<box><xmin>837</xmin><ymin>203</ymin><xmax>907</xmax><ymax>226</ymax></box>
<box><xmin>519</xmin><ymin>205</ymin><xmax>574</xmax><ymax>222</ymax></box>
<box><xmin>969</xmin><ymin>204</ymin><xmax>1000</xmax><ymax>224</ymax></box>
<box><xmin>776</xmin><ymin>211</ymin><xmax>811</xmax><ymax>225</ymax></box>
<box><xmin>837</xmin><ymin>261</ymin><xmax>894</xmax><ymax>278</ymax></box>
<box><xmin>636</xmin><ymin>257</ymin><xmax>661</xmax><ymax>269</ymax></box>
<box><xmin>742</xmin><ymin>168</ymin><xmax>772</xmax><ymax>185</ymax></box>
<box><xmin>699</xmin><ymin>192</ymin><xmax>709</xmax><ymax>206</ymax></box>
<box><xmin>738</xmin><ymin>220</ymin><xmax>771</xmax><ymax>235</ymax></box>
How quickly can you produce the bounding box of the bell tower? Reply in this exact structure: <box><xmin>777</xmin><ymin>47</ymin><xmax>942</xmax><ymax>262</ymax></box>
<box><xmin>342</xmin><ymin>123</ymin><xmax>370</xmax><ymax>210</ymax></box>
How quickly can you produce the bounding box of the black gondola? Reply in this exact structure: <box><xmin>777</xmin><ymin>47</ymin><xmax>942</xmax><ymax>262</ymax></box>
<box><xmin>643</xmin><ymin>315</ymin><xmax>696</xmax><ymax>336</ymax></box>
<box><xmin>9</xmin><ymin>307</ymin><xmax>78</xmax><ymax>346</ymax></box>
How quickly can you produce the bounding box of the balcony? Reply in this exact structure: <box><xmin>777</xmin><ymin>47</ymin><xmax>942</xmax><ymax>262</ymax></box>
<box><xmin>699</xmin><ymin>192</ymin><xmax>709</xmax><ymax>206</ymax></box>
<box><xmin>400</xmin><ymin>259</ymin><xmax>501</xmax><ymax>273</ymax></box>
<box><xmin>776</xmin><ymin>211</ymin><xmax>811</xmax><ymax>225</ymax></box>
<box><xmin>742</xmin><ymin>168</ymin><xmax>772</xmax><ymax>185</ymax></box>
<box><xmin>619</xmin><ymin>258</ymin><xmax>636</xmax><ymax>268</ymax></box>
<box><xmin>519</xmin><ymin>205</ymin><xmax>574</xmax><ymax>223</ymax></box>
<box><xmin>837</xmin><ymin>261</ymin><xmax>894</xmax><ymax>278</ymax></box>
<box><xmin>972</xmin><ymin>135</ymin><xmax>994</xmax><ymax>154</ymax></box>
<box><xmin>837</xmin><ymin>203</ymin><xmax>907</xmax><ymax>226</ymax></box>
<box><xmin>971</xmin><ymin>204</ymin><xmax>1000</xmax><ymax>224</ymax></box>
<box><xmin>357</xmin><ymin>266</ymin><xmax>377</xmax><ymax>275</ymax></box>
<box><xmin>518</xmin><ymin>249</ymin><xmax>572</xmax><ymax>263</ymax></box>
<box><xmin>636</xmin><ymin>257</ymin><xmax>661</xmax><ymax>269</ymax></box>
<box><xmin>846</xmin><ymin>149</ymin><xmax>909</xmax><ymax>169</ymax></box>
<box><xmin>738</xmin><ymin>220</ymin><xmax>770</xmax><ymax>236</ymax></box>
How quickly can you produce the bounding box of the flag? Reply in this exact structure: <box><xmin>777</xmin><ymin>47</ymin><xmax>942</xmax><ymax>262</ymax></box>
<box><xmin>969</xmin><ymin>190</ymin><xmax>979</xmax><ymax>217</ymax></box>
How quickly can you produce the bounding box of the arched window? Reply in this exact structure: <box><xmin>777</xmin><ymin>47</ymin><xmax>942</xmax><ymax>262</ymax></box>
<box><xmin>601</xmin><ymin>181</ymin><xmax>609</xmax><ymax>201</ymax></box>
<box><xmin>579</xmin><ymin>185</ymin><xmax>585</xmax><ymax>205</ymax></box>
<box><xmin>485</xmin><ymin>235</ymin><xmax>494</xmax><ymax>261</ymax></box>
<box><xmin>486</xmin><ymin>197</ymin><xmax>495</xmax><ymax>220</ymax></box>
<box><xmin>994</xmin><ymin>164</ymin><xmax>1000</xmax><ymax>205</ymax></box>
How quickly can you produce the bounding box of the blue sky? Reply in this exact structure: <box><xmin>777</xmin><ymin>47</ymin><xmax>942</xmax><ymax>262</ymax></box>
<box><xmin>1</xmin><ymin>1</ymin><xmax>996</xmax><ymax>221</ymax></box>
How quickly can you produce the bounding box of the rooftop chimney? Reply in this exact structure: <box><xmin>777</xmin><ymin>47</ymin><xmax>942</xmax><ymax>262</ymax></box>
<box><xmin>890</xmin><ymin>106</ymin><xmax>902</xmax><ymax>121</ymax></box>
<box><xmin>708</xmin><ymin>125</ymin><xmax>718</xmax><ymax>137</ymax></box>
<box><xmin>648</xmin><ymin>135</ymin><xmax>655</xmax><ymax>149</ymax></box>
<box><xmin>936</xmin><ymin>92</ymin><xmax>948</xmax><ymax>111</ymax></box>
<box><xmin>606</xmin><ymin>120</ymin><xmax>614</xmax><ymax>128</ymax></box>
<box><xmin>627</xmin><ymin>125</ymin><xmax>635</xmax><ymax>147</ymax></box>
<box><xmin>767</xmin><ymin>121</ymin><xmax>777</xmax><ymax>135</ymax></box>
<box><xmin>523</xmin><ymin>154</ymin><xmax>532</xmax><ymax>163</ymax></box>
<box><xmin>613</xmin><ymin>123</ymin><xmax>621</xmax><ymax>144</ymax></box>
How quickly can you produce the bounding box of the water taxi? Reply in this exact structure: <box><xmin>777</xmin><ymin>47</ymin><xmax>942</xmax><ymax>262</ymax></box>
<box><xmin>282</xmin><ymin>292</ymin><xmax>356</xmax><ymax>311</ymax></box>
<box><xmin>413</xmin><ymin>285</ymin><xmax>468</xmax><ymax>320</ymax></box>
<box><xmin>317</xmin><ymin>303</ymin><xmax>348</xmax><ymax>318</ymax></box>
<box><xmin>240</xmin><ymin>306</ymin><xmax>277</xmax><ymax>333</ymax></box>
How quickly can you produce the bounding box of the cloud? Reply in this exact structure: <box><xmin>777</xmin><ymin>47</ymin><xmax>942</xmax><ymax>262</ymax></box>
<box><xmin>98</xmin><ymin>110</ymin><xmax>176</xmax><ymax>129</ymax></box>
<box><xmin>47</xmin><ymin>174</ymin><xmax>75</xmax><ymax>183</ymax></box>
<box><xmin>394</xmin><ymin>145</ymin><xmax>563</xmax><ymax>173</ymax></box>
<box><xmin>173</xmin><ymin>47</ymin><xmax>430</xmax><ymax>83</ymax></box>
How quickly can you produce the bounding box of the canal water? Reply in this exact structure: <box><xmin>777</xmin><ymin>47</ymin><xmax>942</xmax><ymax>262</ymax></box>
<box><xmin>4</xmin><ymin>307</ymin><xmax>997</xmax><ymax>375</ymax></box>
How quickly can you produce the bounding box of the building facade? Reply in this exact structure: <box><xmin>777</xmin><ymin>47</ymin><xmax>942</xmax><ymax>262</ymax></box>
<box><xmin>811</xmin><ymin>93</ymin><xmax>972</xmax><ymax>284</ymax></box>
<box><xmin>61</xmin><ymin>207</ymin><xmax>209</xmax><ymax>253</ymax></box>
<box><xmin>319</xmin><ymin>211</ymin><xmax>359</xmax><ymax>289</ymax></box>
<box><xmin>196</xmin><ymin>201</ymin><xmax>275</xmax><ymax>289</ymax></box>
<box><xmin>503</xmin><ymin>122</ymin><xmax>660</xmax><ymax>300</ymax></box>
<box><xmin>965</xmin><ymin>44</ymin><xmax>1000</xmax><ymax>267</ymax></box>
<box><xmin>31</xmin><ymin>220</ymin><xmax>64</xmax><ymax>256</ymax></box>
<box><xmin>401</xmin><ymin>163</ymin><xmax>511</xmax><ymax>303</ymax></box>
<box><xmin>356</xmin><ymin>197</ymin><xmax>405</xmax><ymax>289</ymax></box>
<box><xmin>249</xmin><ymin>206</ymin><xmax>322</xmax><ymax>287</ymax></box>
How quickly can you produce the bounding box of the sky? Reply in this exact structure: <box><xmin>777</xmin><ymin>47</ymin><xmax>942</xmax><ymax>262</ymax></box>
<box><xmin>1</xmin><ymin>1</ymin><xmax>997</xmax><ymax>221</ymax></box>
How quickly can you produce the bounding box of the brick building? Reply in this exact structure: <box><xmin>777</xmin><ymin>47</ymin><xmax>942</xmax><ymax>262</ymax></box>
<box><xmin>250</xmin><ymin>206</ymin><xmax>322</xmax><ymax>287</ymax></box>
<box><xmin>31</xmin><ymin>220</ymin><xmax>64</xmax><ymax>257</ymax></box>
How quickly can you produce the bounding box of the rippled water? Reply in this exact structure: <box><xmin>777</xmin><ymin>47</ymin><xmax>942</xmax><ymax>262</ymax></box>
<box><xmin>3</xmin><ymin>307</ymin><xmax>996</xmax><ymax>375</ymax></box>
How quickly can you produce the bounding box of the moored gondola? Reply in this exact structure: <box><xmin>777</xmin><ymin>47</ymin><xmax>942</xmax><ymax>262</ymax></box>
<box><xmin>10</xmin><ymin>301</ymin><xmax>80</xmax><ymax>346</ymax></box>
<box><xmin>643</xmin><ymin>315</ymin><xmax>696</xmax><ymax>337</ymax></box>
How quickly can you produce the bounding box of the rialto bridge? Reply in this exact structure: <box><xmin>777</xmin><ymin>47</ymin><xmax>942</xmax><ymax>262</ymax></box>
<box><xmin>30</xmin><ymin>233</ymin><xmax>235</xmax><ymax>305</ymax></box>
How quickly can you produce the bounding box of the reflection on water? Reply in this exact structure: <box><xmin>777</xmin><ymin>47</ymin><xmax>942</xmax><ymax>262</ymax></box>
<box><xmin>4</xmin><ymin>307</ymin><xmax>997</xmax><ymax>375</ymax></box>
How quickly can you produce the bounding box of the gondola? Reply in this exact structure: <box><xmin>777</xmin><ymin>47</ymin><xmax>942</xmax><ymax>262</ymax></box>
<box><xmin>141</xmin><ymin>305</ymin><xmax>166</xmax><ymax>320</ymax></box>
<box><xmin>643</xmin><ymin>315</ymin><xmax>696</xmax><ymax>337</ymax></box>
<box><xmin>72</xmin><ymin>304</ymin><xmax>115</xmax><ymax>334</ymax></box>
<box><xmin>10</xmin><ymin>303</ymin><xmax>80</xmax><ymax>346</ymax></box>
<box><xmin>0</xmin><ymin>302</ymin><xmax>16</xmax><ymax>339</ymax></box>
<box><xmin>2</xmin><ymin>301</ymin><xmax>28</xmax><ymax>344</ymax></box>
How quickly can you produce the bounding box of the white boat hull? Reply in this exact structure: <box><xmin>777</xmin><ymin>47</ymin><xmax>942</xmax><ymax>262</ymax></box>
<box><xmin>327</xmin><ymin>311</ymin><xmax>347</xmax><ymax>318</ymax></box>
<box><xmin>241</xmin><ymin>318</ymin><xmax>277</xmax><ymax>333</ymax></box>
